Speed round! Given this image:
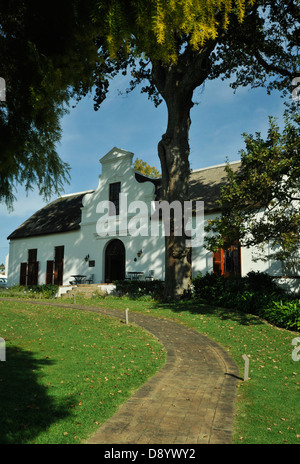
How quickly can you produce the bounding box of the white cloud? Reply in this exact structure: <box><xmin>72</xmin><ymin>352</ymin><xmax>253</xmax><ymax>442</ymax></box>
<box><xmin>0</xmin><ymin>188</ymin><xmax>49</xmax><ymax>219</ymax></box>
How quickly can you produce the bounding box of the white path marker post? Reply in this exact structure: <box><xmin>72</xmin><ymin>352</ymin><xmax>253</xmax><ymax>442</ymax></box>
<box><xmin>0</xmin><ymin>337</ymin><xmax>6</xmax><ymax>361</ymax></box>
<box><xmin>125</xmin><ymin>308</ymin><xmax>129</xmax><ymax>325</ymax></box>
<box><xmin>242</xmin><ymin>354</ymin><xmax>250</xmax><ymax>381</ymax></box>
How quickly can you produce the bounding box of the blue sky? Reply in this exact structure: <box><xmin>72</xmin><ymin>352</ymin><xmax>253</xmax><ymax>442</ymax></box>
<box><xmin>0</xmin><ymin>73</ymin><xmax>287</xmax><ymax>267</ymax></box>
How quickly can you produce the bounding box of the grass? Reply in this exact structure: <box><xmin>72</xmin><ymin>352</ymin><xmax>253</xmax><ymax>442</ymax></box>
<box><xmin>1</xmin><ymin>294</ymin><xmax>299</xmax><ymax>444</ymax></box>
<box><xmin>0</xmin><ymin>300</ymin><xmax>166</xmax><ymax>444</ymax></box>
<box><xmin>60</xmin><ymin>294</ymin><xmax>300</xmax><ymax>444</ymax></box>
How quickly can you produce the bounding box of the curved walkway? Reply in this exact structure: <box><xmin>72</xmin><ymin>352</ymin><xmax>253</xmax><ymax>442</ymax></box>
<box><xmin>85</xmin><ymin>307</ymin><xmax>240</xmax><ymax>445</ymax></box>
<box><xmin>3</xmin><ymin>300</ymin><xmax>240</xmax><ymax>444</ymax></box>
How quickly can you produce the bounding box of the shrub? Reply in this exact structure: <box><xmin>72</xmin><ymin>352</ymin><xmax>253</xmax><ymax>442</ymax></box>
<box><xmin>114</xmin><ymin>280</ymin><xmax>164</xmax><ymax>300</ymax></box>
<box><xmin>262</xmin><ymin>298</ymin><xmax>300</xmax><ymax>331</ymax></box>
<box><xmin>0</xmin><ymin>284</ymin><xmax>59</xmax><ymax>299</ymax></box>
<box><xmin>245</xmin><ymin>271</ymin><xmax>282</xmax><ymax>293</ymax></box>
<box><xmin>192</xmin><ymin>272</ymin><xmax>247</xmax><ymax>306</ymax></box>
<box><xmin>27</xmin><ymin>284</ymin><xmax>59</xmax><ymax>298</ymax></box>
<box><xmin>192</xmin><ymin>271</ymin><xmax>300</xmax><ymax>331</ymax></box>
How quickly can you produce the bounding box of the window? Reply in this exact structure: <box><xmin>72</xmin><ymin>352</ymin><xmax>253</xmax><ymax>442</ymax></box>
<box><xmin>109</xmin><ymin>182</ymin><xmax>121</xmax><ymax>216</ymax></box>
<box><xmin>46</xmin><ymin>246</ymin><xmax>64</xmax><ymax>285</ymax></box>
<box><xmin>20</xmin><ymin>248</ymin><xmax>39</xmax><ymax>286</ymax></box>
<box><xmin>27</xmin><ymin>249</ymin><xmax>39</xmax><ymax>286</ymax></box>
<box><xmin>213</xmin><ymin>245</ymin><xmax>241</xmax><ymax>277</ymax></box>
<box><xmin>28</xmin><ymin>249</ymin><xmax>37</xmax><ymax>263</ymax></box>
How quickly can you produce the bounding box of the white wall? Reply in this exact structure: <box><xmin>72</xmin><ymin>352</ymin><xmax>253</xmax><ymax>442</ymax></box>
<box><xmin>79</xmin><ymin>147</ymin><xmax>166</xmax><ymax>282</ymax></box>
<box><xmin>7</xmin><ymin>230</ymin><xmax>82</xmax><ymax>286</ymax></box>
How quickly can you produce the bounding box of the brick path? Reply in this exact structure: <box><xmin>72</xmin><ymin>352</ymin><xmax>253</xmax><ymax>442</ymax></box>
<box><xmin>82</xmin><ymin>306</ymin><xmax>240</xmax><ymax>445</ymax></box>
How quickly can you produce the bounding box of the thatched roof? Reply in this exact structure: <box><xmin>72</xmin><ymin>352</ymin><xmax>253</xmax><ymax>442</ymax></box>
<box><xmin>189</xmin><ymin>161</ymin><xmax>241</xmax><ymax>211</ymax></box>
<box><xmin>8</xmin><ymin>162</ymin><xmax>241</xmax><ymax>240</ymax></box>
<box><xmin>7</xmin><ymin>191</ymin><xmax>92</xmax><ymax>240</ymax></box>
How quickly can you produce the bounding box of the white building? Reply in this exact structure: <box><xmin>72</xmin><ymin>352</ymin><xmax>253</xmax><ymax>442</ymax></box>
<box><xmin>6</xmin><ymin>147</ymin><xmax>295</xmax><ymax>291</ymax></box>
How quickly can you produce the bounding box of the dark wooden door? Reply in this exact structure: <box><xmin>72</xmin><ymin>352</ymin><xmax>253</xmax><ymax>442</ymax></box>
<box><xmin>224</xmin><ymin>245</ymin><xmax>241</xmax><ymax>277</ymax></box>
<box><xmin>54</xmin><ymin>246</ymin><xmax>64</xmax><ymax>285</ymax></box>
<box><xmin>27</xmin><ymin>249</ymin><xmax>38</xmax><ymax>285</ymax></box>
<box><xmin>46</xmin><ymin>260</ymin><xmax>54</xmax><ymax>285</ymax></box>
<box><xmin>20</xmin><ymin>262</ymin><xmax>27</xmax><ymax>286</ymax></box>
<box><xmin>105</xmin><ymin>239</ymin><xmax>125</xmax><ymax>283</ymax></box>
<box><xmin>27</xmin><ymin>261</ymin><xmax>39</xmax><ymax>285</ymax></box>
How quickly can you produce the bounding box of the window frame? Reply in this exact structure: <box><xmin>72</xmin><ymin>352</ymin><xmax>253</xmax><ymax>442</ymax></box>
<box><xmin>109</xmin><ymin>182</ymin><xmax>121</xmax><ymax>216</ymax></box>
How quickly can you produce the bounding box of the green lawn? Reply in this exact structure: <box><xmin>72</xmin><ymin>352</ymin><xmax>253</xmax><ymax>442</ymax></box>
<box><xmin>0</xmin><ymin>300</ymin><xmax>166</xmax><ymax>444</ymax></box>
<box><xmin>1</xmin><ymin>295</ymin><xmax>299</xmax><ymax>444</ymax></box>
<box><xmin>62</xmin><ymin>295</ymin><xmax>300</xmax><ymax>444</ymax></box>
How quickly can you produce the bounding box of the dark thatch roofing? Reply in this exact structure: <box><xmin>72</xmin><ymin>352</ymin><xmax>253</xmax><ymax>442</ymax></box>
<box><xmin>189</xmin><ymin>161</ymin><xmax>241</xmax><ymax>210</ymax></box>
<box><xmin>7</xmin><ymin>192</ymin><xmax>93</xmax><ymax>240</ymax></box>
<box><xmin>8</xmin><ymin>162</ymin><xmax>241</xmax><ymax>240</ymax></box>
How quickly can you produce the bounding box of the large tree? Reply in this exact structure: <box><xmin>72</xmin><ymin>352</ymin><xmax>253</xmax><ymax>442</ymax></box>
<box><xmin>92</xmin><ymin>0</ymin><xmax>299</xmax><ymax>298</ymax></box>
<box><xmin>205</xmin><ymin>114</ymin><xmax>300</xmax><ymax>272</ymax></box>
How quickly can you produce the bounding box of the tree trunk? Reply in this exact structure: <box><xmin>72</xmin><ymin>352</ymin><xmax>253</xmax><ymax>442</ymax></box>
<box><xmin>158</xmin><ymin>89</ymin><xmax>193</xmax><ymax>299</ymax></box>
<box><xmin>152</xmin><ymin>52</ymin><xmax>211</xmax><ymax>299</ymax></box>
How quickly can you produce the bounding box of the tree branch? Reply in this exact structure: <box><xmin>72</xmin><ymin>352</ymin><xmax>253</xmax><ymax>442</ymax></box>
<box><xmin>253</xmin><ymin>49</ymin><xmax>296</xmax><ymax>78</ymax></box>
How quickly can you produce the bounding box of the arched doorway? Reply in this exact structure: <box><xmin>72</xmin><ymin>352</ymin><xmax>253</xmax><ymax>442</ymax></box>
<box><xmin>104</xmin><ymin>239</ymin><xmax>125</xmax><ymax>283</ymax></box>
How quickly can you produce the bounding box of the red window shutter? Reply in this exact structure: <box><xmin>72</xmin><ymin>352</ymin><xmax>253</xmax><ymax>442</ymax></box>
<box><xmin>213</xmin><ymin>245</ymin><xmax>241</xmax><ymax>277</ymax></box>
<box><xmin>213</xmin><ymin>249</ymin><xmax>224</xmax><ymax>275</ymax></box>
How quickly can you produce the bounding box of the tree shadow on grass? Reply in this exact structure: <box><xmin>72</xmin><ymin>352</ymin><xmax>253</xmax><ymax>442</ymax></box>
<box><xmin>0</xmin><ymin>346</ymin><xmax>76</xmax><ymax>444</ymax></box>
<box><xmin>153</xmin><ymin>298</ymin><xmax>264</xmax><ymax>327</ymax></box>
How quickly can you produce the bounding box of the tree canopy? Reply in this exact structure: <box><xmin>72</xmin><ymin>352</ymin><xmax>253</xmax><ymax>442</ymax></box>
<box><xmin>97</xmin><ymin>0</ymin><xmax>254</xmax><ymax>63</ymax></box>
<box><xmin>0</xmin><ymin>0</ymin><xmax>98</xmax><ymax>208</ymax></box>
<box><xmin>92</xmin><ymin>0</ymin><xmax>299</xmax><ymax>109</ymax></box>
<box><xmin>134</xmin><ymin>158</ymin><xmax>161</xmax><ymax>178</ymax></box>
<box><xmin>205</xmin><ymin>114</ymin><xmax>300</xmax><ymax>270</ymax></box>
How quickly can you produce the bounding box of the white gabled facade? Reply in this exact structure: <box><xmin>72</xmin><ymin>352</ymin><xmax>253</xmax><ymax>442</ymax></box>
<box><xmin>7</xmin><ymin>148</ymin><xmax>166</xmax><ymax>287</ymax></box>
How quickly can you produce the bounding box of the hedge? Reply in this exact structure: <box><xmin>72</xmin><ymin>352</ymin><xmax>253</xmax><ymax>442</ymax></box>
<box><xmin>0</xmin><ymin>284</ymin><xmax>59</xmax><ymax>299</ymax></box>
<box><xmin>114</xmin><ymin>279</ymin><xmax>165</xmax><ymax>300</ymax></box>
<box><xmin>192</xmin><ymin>272</ymin><xmax>300</xmax><ymax>331</ymax></box>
